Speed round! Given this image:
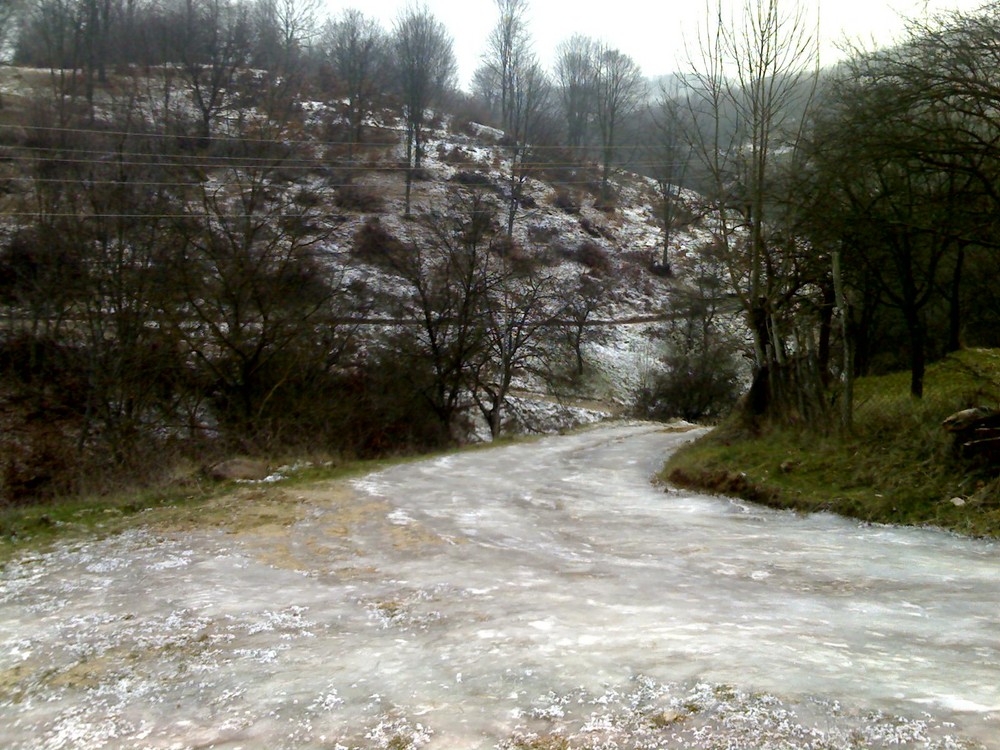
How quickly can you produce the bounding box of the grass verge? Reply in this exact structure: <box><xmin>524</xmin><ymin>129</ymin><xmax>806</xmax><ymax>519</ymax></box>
<box><xmin>662</xmin><ymin>348</ymin><xmax>1000</xmax><ymax>538</ymax></box>
<box><xmin>0</xmin><ymin>429</ymin><xmax>555</xmax><ymax>565</ymax></box>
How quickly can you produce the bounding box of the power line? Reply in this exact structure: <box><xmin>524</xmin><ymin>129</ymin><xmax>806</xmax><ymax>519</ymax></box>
<box><xmin>0</xmin><ymin>150</ymin><xmax>684</xmax><ymax>173</ymax></box>
<box><xmin>0</xmin><ymin>121</ymin><xmax>683</xmax><ymax>154</ymax></box>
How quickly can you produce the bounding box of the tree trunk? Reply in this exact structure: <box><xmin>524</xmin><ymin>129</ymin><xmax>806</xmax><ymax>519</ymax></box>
<box><xmin>817</xmin><ymin>281</ymin><xmax>835</xmax><ymax>387</ymax></box>
<box><xmin>489</xmin><ymin>399</ymin><xmax>502</xmax><ymax>439</ymax></box>
<box><xmin>947</xmin><ymin>243</ymin><xmax>965</xmax><ymax>353</ymax></box>
<box><xmin>404</xmin><ymin>128</ymin><xmax>414</xmax><ymax>216</ymax></box>
<box><xmin>832</xmin><ymin>246</ymin><xmax>853</xmax><ymax>432</ymax></box>
<box><xmin>906</xmin><ymin>313</ymin><xmax>925</xmax><ymax>399</ymax></box>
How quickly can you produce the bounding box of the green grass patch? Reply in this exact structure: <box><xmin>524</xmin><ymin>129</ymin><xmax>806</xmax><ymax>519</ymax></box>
<box><xmin>662</xmin><ymin>348</ymin><xmax>1000</xmax><ymax>538</ymax></box>
<box><xmin>0</xmin><ymin>480</ymin><xmax>220</xmax><ymax>563</ymax></box>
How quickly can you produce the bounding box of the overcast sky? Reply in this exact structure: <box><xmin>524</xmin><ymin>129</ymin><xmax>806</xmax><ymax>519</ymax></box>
<box><xmin>325</xmin><ymin>0</ymin><xmax>986</xmax><ymax>87</ymax></box>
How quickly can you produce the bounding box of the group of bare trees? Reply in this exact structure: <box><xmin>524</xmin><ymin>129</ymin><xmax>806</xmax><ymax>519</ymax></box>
<box><xmin>472</xmin><ymin>0</ymin><xmax>647</xmax><ymax>212</ymax></box>
<box><xmin>8</xmin><ymin>0</ymin><xmax>653</xmax><ymax>218</ymax></box>
<box><xmin>671</xmin><ymin>0</ymin><xmax>821</xmax><ymax>421</ymax></box>
<box><xmin>662</xmin><ymin>0</ymin><xmax>1000</xmax><ymax>428</ymax></box>
<box><xmin>0</xmin><ymin>0</ymin><xmax>633</xmax><ymax>502</ymax></box>
<box><xmin>6</xmin><ymin>0</ymin><xmax>1000</xmax><ymax>500</ymax></box>
<box><xmin>0</xmin><ymin>109</ymin><xmax>590</xmax><ymax>502</ymax></box>
<box><xmin>799</xmin><ymin>6</ymin><xmax>1000</xmax><ymax>405</ymax></box>
<box><xmin>0</xmin><ymin>118</ymin><xmax>364</xmax><ymax>485</ymax></box>
<box><xmin>358</xmin><ymin>186</ymin><xmax>602</xmax><ymax>442</ymax></box>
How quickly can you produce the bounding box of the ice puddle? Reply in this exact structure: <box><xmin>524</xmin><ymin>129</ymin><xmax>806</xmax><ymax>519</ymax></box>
<box><xmin>1</xmin><ymin>422</ymin><xmax>997</xmax><ymax>749</ymax></box>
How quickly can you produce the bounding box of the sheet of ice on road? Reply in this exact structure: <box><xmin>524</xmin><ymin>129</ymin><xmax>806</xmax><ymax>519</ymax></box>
<box><xmin>1</xmin><ymin>422</ymin><xmax>998</xmax><ymax>749</ymax></box>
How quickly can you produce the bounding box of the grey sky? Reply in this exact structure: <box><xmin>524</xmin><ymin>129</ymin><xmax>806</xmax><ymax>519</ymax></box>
<box><xmin>329</xmin><ymin>0</ymin><xmax>986</xmax><ymax>87</ymax></box>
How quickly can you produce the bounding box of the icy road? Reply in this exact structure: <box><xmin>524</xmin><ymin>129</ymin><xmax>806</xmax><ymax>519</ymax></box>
<box><xmin>1</xmin><ymin>421</ymin><xmax>999</xmax><ymax>749</ymax></box>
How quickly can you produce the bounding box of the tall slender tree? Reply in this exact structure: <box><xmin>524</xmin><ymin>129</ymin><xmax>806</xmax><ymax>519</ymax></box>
<box><xmin>683</xmin><ymin>0</ymin><xmax>819</xmax><ymax>417</ymax></box>
<box><xmin>502</xmin><ymin>52</ymin><xmax>550</xmax><ymax>236</ymax></box>
<box><xmin>555</xmin><ymin>34</ymin><xmax>597</xmax><ymax>155</ymax></box>
<box><xmin>391</xmin><ymin>4</ymin><xmax>456</xmax><ymax>214</ymax></box>
<box><xmin>172</xmin><ymin>0</ymin><xmax>252</xmax><ymax>141</ymax></box>
<box><xmin>593</xmin><ymin>43</ymin><xmax>644</xmax><ymax>201</ymax></box>
<box><xmin>321</xmin><ymin>8</ymin><xmax>386</xmax><ymax>162</ymax></box>
<box><xmin>483</xmin><ymin>0</ymin><xmax>529</xmax><ymax>133</ymax></box>
<box><xmin>650</xmin><ymin>83</ymin><xmax>692</xmax><ymax>273</ymax></box>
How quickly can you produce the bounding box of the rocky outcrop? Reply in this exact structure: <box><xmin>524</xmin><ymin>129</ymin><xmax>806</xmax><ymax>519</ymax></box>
<box><xmin>206</xmin><ymin>458</ymin><xmax>271</xmax><ymax>482</ymax></box>
<box><xmin>943</xmin><ymin>407</ymin><xmax>1000</xmax><ymax>463</ymax></box>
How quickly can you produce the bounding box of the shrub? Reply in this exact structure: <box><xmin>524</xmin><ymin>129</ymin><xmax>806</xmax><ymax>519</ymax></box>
<box><xmin>336</xmin><ymin>184</ymin><xmax>383</xmax><ymax>212</ymax></box>
<box><xmin>650</xmin><ymin>260</ymin><xmax>674</xmax><ymax>278</ymax></box>
<box><xmin>450</xmin><ymin>170</ymin><xmax>495</xmax><ymax>190</ymax></box>
<box><xmin>593</xmin><ymin>187</ymin><xmax>619</xmax><ymax>214</ymax></box>
<box><xmin>636</xmin><ymin>341</ymin><xmax>742</xmax><ymax>423</ymax></box>
<box><xmin>1</xmin><ymin>423</ymin><xmax>78</xmax><ymax>504</ymax></box>
<box><xmin>390</xmin><ymin>162</ymin><xmax>432</xmax><ymax>181</ymax></box>
<box><xmin>527</xmin><ymin>223</ymin><xmax>560</xmax><ymax>244</ymax></box>
<box><xmin>450</xmin><ymin>94</ymin><xmax>498</xmax><ymax>137</ymax></box>
<box><xmin>337</xmin><ymin>346</ymin><xmax>451</xmax><ymax>456</ymax></box>
<box><xmin>660</xmin><ymin>197</ymin><xmax>698</xmax><ymax>229</ymax></box>
<box><xmin>551</xmin><ymin>242</ymin><xmax>577</xmax><ymax>262</ymax></box>
<box><xmin>552</xmin><ymin>188</ymin><xmax>581</xmax><ymax>214</ymax></box>
<box><xmin>582</xmin><ymin>179</ymin><xmax>605</xmax><ymax>199</ymax></box>
<box><xmin>437</xmin><ymin>144</ymin><xmax>472</xmax><ymax>165</ymax></box>
<box><xmin>352</xmin><ymin>217</ymin><xmax>410</xmax><ymax>268</ymax></box>
<box><xmin>492</xmin><ymin>236</ymin><xmax>538</xmax><ymax>275</ymax></box>
<box><xmin>293</xmin><ymin>187</ymin><xmax>322</xmax><ymax>207</ymax></box>
<box><xmin>575</xmin><ymin>240</ymin><xmax>612</xmax><ymax>274</ymax></box>
<box><xmin>578</xmin><ymin>217</ymin><xmax>613</xmax><ymax>240</ymax></box>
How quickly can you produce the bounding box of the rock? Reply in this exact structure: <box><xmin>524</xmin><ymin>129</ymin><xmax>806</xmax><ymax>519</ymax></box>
<box><xmin>943</xmin><ymin>407</ymin><xmax>1000</xmax><ymax>463</ymax></box>
<box><xmin>649</xmin><ymin>709</ymin><xmax>684</xmax><ymax>728</ymax></box>
<box><xmin>950</xmin><ymin>497</ymin><xmax>967</xmax><ymax>507</ymax></box>
<box><xmin>942</xmin><ymin>406</ymin><xmax>992</xmax><ymax>432</ymax></box>
<box><xmin>207</xmin><ymin>458</ymin><xmax>270</xmax><ymax>482</ymax></box>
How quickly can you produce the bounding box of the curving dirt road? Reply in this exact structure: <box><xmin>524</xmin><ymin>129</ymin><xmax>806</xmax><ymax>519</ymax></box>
<box><xmin>1</xmin><ymin>422</ymin><xmax>998</xmax><ymax>749</ymax></box>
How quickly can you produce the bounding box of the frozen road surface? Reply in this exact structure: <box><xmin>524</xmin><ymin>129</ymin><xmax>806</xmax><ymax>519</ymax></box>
<box><xmin>1</xmin><ymin>421</ymin><xmax>999</xmax><ymax>749</ymax></box>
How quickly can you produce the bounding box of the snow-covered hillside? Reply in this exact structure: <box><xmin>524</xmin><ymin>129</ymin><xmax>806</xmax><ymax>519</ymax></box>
<box><xmin>0</xmin><ymin>64</ymin><xmax>741</xmax><ymax>439</ymax></box>
<box><xmin>303</xmin><ymin>107</ymin><xmax>729</xmax><ymax>423</ymax></box>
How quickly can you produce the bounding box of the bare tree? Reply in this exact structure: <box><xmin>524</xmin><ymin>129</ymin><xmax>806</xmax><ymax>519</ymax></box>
<box><xmin>250</xmin><ymin>0</ymin><xmax>316</xmax><ymax>112</ymax></box>
<box><xmin>470</xmin><ymin>62</ymin><xmax>501</xmax><ymax>116</ymax></box>
<box><xmin>0</xmin><ymin>115</ymin><xmax>190</xmax><ymax>459</ymax></box>
<box><xmin>73</xmin><ymin>140</ymin><xmax>180</xmax><ymax>458</ymax></box>
<box><xmin>163</xmin><ymin>119</ymin><xmax>345</xmax><ymax>441</ymax></box>
<box><xmin>80</xmin><ymin>0</ymin><xmax>114</xmax><ymax>110</ymax></box>
<box><xmin>384</xmin><ymin>190</ymin><xmax>559</xmax><ymax>440</ymax></box>
<box><xmin>251</xmin><ymin>0</ymin><xmax>314</xmax><ymax>69</ymax></box>
<box><xmin>555</xmin><ymin>34</ymin><xmax>597</xmax><ymax>155</ymax></box>
<box><xmin>388</xmin><ymin>191</ymin><xmax>497</xmax><ymax>435</ymax></box>
<box><xmin>559</xmin><ymin>273</ymin><xmax>611</xmax><ymax>377</ymax></box>
<box><xmin>593</xmin><ymin>43</ymin><xmax>645</xmax><ymax>202</ymax></box>
<box><xmin>19</xmin><ymin>0</ymin><xmax>85</xmax><ymax>122</ymax></box>
<box><xmin>502</xmin><ymin>52</ymin><xmax>550</xmax><ymax>236</ymax></box>
<box><xmin>320</xmin><ymin>8</ymin><xmax>386</xmax><ymax>163</ymax></box>
<box><xmin>0</xmin><ymin>0</ymin><xmax>22</xmax><ymax>64</ymax></box>
<box><xmin>16</xmin><ymin>0</ymin><xmax>112</xmax><ymax>115</ymax></box>
<box><xmin>682</xmin><ymin>0</ymin><xmax>818</xmax><ymax>417</ymax></box>
<box><xmin>480</xmin><ymin>0</ymin><xmax>549</xmax><ymax>235</ymax></box>
<box><xmin>391</xmin><ymin>4</ymin><xmax>456</xmax><ymax>214</ymax></box>
<box><xmin>472</xmin><ymin>262</ymin><xmax>558</xmax><ymax>438</ymax></box>
<box><xmin>171</xmin><ymin>0</ymin><xmax>252</xmax><ymax>141</ymax></box>
<box><xmin>483</xmin><ymin>0</ymin><xmax>529</xmax><ymax>133</ymax></box>
<box><xmin>650</xmin><ymin>82</ymin><xmax>693</xmax><ymax>273</ymax></box>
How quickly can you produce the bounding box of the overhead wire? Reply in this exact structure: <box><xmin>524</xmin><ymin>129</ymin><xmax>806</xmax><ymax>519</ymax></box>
<box><xmin>0</xmin><ymin>109</ymin><xmax>689</xmax><ymax>222</ymax></box>
<box><xmin>0</xmin><ymin>150</ymin><xmax>686</xmax><ymax>173</ymax></box>
<box><xmin>0</xmin><ymin>121</ymin><xmax>678</xmax><ymax>153</ymax></box>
